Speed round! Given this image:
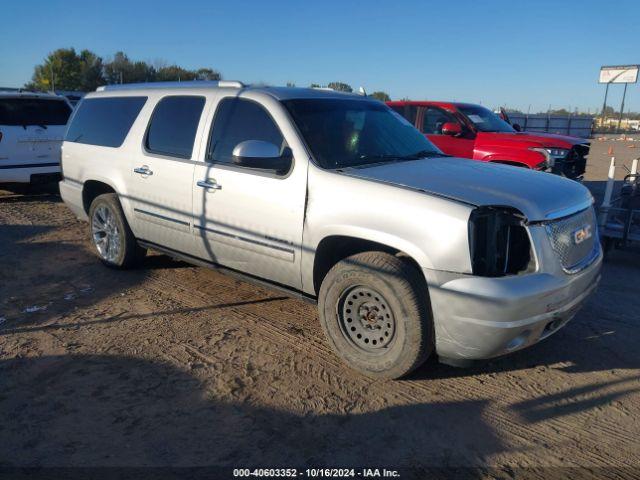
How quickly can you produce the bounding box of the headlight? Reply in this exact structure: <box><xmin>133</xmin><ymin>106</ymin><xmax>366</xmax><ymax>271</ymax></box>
<box><xmin>529</xmin><ymin>147</ymin><xmax>569</xmax><ymax>169</ymax></box>
<box><xmin>468</xmin><ymin>207</ymin><xmax>534</xmax><ymax>277</ymax></box>
<box><xmin>545</xmin><ymin>148</ymin><xmax>570</xmax><ymax>159</ymax></box>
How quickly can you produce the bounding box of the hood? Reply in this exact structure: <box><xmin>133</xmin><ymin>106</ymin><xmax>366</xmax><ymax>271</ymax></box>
<box><xmin>476</xmin><ymin>131</ymin><xmax>586</xmax><ymax>148</ymax></box>
<box><xmin>343</xmin><ymin>157</ymin><xmax>592</xmax><ymax>222</ymax></box>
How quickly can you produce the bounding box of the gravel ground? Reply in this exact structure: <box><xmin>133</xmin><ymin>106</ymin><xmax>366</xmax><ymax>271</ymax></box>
<box><xmin>0</xmin><ymin>138</ymin><xmax>639</xmax><ymax>477</ymax></box>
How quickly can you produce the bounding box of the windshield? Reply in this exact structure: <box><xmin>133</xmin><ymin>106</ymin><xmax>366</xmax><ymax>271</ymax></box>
<box><xmin>283</xmin><ymin>98</ymin><xmax>443</xmax><ymax>169</ymax></box>
<box><xmin>457</xmin><ymin>105</ymin><xmax>514</xmax><ymax>133</ymax></box>
<box><xmin>0</xmin><ymin>98</ymin><xmax>72</xmax><ymax>126</ymax></box>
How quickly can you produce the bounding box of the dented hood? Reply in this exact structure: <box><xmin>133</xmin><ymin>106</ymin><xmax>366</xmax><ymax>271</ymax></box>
<box><xmin>343</xmin><ymin>157</ymin><xmax>593</xmax><ymax>221</ymax></box>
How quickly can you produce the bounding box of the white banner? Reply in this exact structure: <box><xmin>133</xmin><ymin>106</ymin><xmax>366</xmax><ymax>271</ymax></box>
<box><xmin>599</xmin><ymin>65</ymin><xmax>639</xmax><ymax>84</ymax></box>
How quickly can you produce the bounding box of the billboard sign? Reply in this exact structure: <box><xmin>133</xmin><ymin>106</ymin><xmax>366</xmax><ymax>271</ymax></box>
<box><xmin>599</xmin><ymin>65</ymin><xmax>639</xmax><ymax>84</ymax></box>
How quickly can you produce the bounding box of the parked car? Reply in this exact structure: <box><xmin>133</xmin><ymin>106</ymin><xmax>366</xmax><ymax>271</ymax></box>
<box><xmin>59</xmin><ymin>82</ymin><xmax>601</xmax><ymax>378</ymax></box>
<box><xmin>0</xmin><ymin>91</ymin><xmax>73</xmax><ymax>184</ymax></box>
<box><xmin>387</xmin><ymin>100</ymin><xmax>589</xmax><ymax>180</ymax></box>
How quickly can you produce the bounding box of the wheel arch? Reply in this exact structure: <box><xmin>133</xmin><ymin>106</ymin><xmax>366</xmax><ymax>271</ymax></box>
<box><xmin>311</xmin><ymin>234</ymin><xmax>429</xmax><ymax>296</ymax></box>
<box><xmin>82</xmin><ymin>179</ymin><xmax>118</xmax><ymax>214</ymax></box>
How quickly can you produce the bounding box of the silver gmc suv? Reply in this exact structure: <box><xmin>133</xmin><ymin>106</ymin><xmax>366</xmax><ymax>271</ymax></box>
<box><xmin>59</xmin><ymin>82</ymin><xmax>602</xmax><ymax>379</ymax></box>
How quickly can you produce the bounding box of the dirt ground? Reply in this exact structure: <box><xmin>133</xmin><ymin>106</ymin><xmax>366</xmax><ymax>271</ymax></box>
<box><xmin>1</xmin><ymin>138</ymin><xmax>639</xmax><ymax>476</ymax></box>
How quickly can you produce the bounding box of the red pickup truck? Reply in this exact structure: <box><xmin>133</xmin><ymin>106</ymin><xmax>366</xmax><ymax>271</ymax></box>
<box><xmin>387</xmin><ymin>101</ymin><xmax>589</xmax><ymax>179</ymax></box>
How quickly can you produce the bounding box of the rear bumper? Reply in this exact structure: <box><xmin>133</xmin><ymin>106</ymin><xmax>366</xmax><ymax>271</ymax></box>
<box><xmin>0</xmin><ymin>163</ymin><xmax>60</xmax><ymax>183</ymax></box>
<box><xmin>59</xmin><ymin>179</ymin><xmax>88</xmax><ymax>221</ymax></box>
<box><xmin>426</xmin><ymin>250</ymin><xmax>602</xmax><ymax>360</ymax></box>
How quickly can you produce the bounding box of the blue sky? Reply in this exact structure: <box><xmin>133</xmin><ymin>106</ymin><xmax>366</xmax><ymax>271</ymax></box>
<box><xmin>2</xmin><ymin>0</ymin><xmax>639</xmax><ymax>112</ymax></box>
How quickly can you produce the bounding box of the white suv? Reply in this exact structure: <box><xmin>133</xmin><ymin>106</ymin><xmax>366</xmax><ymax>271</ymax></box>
<box><xmin>59</xmin><ymin>81</ymin><xmax>601</xmax><ymax>378</ymax></box>
<box><xmin>0</xmin><ymin>91</ymin><xmax>72</xmax><ymax>184</ymax></box>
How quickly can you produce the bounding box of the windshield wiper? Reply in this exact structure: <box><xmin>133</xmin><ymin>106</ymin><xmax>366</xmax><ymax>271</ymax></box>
<box><xmin>400</xmin><ymin>150</ymin><xmax>449</xmax><ymax>160</ymax></box>
<box><xmin>344</xmin><ymin>150</ymin><xmax>449</xmax><ymax>169</ymax></box>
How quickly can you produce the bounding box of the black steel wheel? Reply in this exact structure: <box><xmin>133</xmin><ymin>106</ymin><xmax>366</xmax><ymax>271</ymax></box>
<box><xmin>318</xmin><ymin>251</ymin><xmax>433</xmax><ymax>379</ymax></box>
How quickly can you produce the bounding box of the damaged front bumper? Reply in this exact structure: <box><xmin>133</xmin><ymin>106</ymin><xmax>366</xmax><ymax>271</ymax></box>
<box><xmin>424</xmin><ymin>248</ymin><xmax>602</xmax><ymax>361</ymax></box>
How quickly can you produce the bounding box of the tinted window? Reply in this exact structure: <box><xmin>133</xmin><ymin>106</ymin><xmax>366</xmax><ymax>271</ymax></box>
<box><xmin>458</xmin><ymin>105</ymin><xmax>515</xmax><ymax>133</ymax></box>
<box><xmin>66</xmin><ymin>97</ymin><xmax>147</xmax><ymax>147</ymax></box>
<box><xmin>208</xmin><ymin>98</ymin><xmax>284</xmax><ymax>165</ymax></box>
<box><xmin>0</xmin><ymin>98</ymin><xmax>71</xmax><ymax>126</ymax></box>
<box><xmin>146</xmin><ymin>96</ymin><xmax>205</xmax><ymax>158</ymax></box>
<box><xmin>284</xmin><ymin>99</ymin><xmax>442</xmax><ymax>170</ymax></box>
<box><xmin>390</xmin><ymin>105</ymin><xmax>417</xmax><ymax>127</ymax></box>
<box><xmin>422</xmin><ymin>107</ymin><xmax>458</xmax><ymax>135</ymax></box>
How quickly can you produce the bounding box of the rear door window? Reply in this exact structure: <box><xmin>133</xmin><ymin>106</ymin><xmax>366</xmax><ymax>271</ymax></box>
<box><xmin>145</xmin><ymin>96</ymin><xmax>205</xmax><ymax>158</ymax></box>
<box><xmin>0</xmin><ymin>98</ymin><xmax>72</xmax><ymax>126</ymax></box>
<box><xmin>390</xmin><ymin>105</ymin><xmax>418</xmax><ymax>127</ymax></box>
<box><xmin>65</xmin><ymin>97</ymin><xmax>147</xmax><ymax>148</ymax></box>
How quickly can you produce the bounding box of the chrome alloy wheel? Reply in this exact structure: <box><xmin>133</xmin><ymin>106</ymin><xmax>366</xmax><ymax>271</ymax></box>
<box><xmin>337</xmin><ymin>286</ymin><xmax>396</xmax><ymax>352</ymax></box>
<box><xmin>91</xmin><ymin>205</ymin><xmax>121</xmax><ymax>262</ymax></box>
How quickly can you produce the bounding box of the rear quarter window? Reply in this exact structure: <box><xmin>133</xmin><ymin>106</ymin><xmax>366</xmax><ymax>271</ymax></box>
<box><xmin>65</xmin><ymin>96</ymin><xmax>147</xmax><ymax>148</ymax></box>
<box><xmin>0</xmin><ymin>98</ymin><xmax>71</xmax><ymax>126</ymax></box>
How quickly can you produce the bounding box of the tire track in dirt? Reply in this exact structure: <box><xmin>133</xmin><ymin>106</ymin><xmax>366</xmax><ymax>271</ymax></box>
<box><xmin>138</xmin><ymin>263</ymin><xmax>640</xmax><ymax>467</ymax></box>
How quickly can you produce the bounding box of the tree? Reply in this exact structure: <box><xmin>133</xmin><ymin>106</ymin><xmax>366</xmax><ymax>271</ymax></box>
<box><xmin>327</xmin><ymin>81</ymin><xmax>353</xmax><ymax>92</ymax></box>
<box><xmin>103</xmin><ymin>51</ymin><xmax>154</xmax><ymax>84</ymax></box>
<box><xmin>26</xmin><ymin>48</ymin><xmax>222</xmax><ymax>91</ymax></box>
<box><xmin>77</xmin><ymin>49</ymin><xmax>105</xmax><ymax>91</ymax></box>
<box><xmin>310</xmin><ymin>83</ymin><xmax>321</xmax><ymax>88</ymax></box>
<box><xmin>195</xmin><ymin>68</ymin><xmax>221</xmax><ymax>81</ymax></box>
<box><xmin>155</xmin><ymin>65</ymin><xmax>195</xmax><ymax>82</ymax></box>
<box><xmin>26</xmin><ymin>48</ymin><xmax>83</xmax><ymax>91</ymax></box>
<box><xmin>370</xmin><ymin>91</ymin><xmax>390</xmax><ymax>102</ymax></box>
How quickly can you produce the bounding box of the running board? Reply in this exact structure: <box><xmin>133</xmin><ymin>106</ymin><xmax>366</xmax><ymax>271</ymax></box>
<box><xmin>137</xmin><ymin>239</ymin><xmax>317</xmax><ymax>305</ymax></box>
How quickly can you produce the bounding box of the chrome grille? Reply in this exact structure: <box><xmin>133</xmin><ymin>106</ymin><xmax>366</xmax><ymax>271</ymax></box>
<box><xmin>546</xmin><ymin>207</ymin><xmax>598</xmax><ymax>273</ymax></box>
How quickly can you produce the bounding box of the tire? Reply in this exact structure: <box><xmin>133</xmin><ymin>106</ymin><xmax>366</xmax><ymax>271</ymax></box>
<box><xmin>318</xmin><ymin>251</ymin><xmax>433</xmax><ymax>379</ymax></box>
<box><xmin>88</xmin><ymin>193</ymin><xmax>146</xmax><ymax>269</ymax></box>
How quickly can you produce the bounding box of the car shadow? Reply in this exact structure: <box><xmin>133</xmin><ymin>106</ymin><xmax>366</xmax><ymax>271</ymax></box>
<box><xmin>0</xmin><ymin>354</ymin><xmax>505</xmax><ymax>474</ymax></box>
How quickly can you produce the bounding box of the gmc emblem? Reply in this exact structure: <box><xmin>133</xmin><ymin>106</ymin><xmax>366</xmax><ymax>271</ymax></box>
<box><xmin>573</xmin><ymin>224</ymin><xmax>592</xmax><ymax>245</ymax></box>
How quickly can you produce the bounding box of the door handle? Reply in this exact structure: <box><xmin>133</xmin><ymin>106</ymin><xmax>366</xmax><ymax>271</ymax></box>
<box><xmin>133</xmin><ymin>165</ymin><xmax>153</xmax><ymax>175</ymax></box>
<box><xmin>197</xmin><ymin>180</ymin><xmax>222</xmax><ymax>191</ymax></box>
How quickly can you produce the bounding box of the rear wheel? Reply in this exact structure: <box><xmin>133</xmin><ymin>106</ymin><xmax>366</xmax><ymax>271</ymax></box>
<box><xmin>89</xmin><ymin>193</ymin><xmax>146</xmax><ymax>269</ymax></box>
<box><xmin>318</xmin><ymin>251</ymin><xmax>433</xmax><ymax>379</ymax></box>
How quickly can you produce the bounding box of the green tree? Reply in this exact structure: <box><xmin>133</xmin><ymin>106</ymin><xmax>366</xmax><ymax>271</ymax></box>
<box><xmin>370</xmin><ymin>91</ymin><xmax>391</xmax><ymax>102</ymax></box>
<box><xmin>103</xmin><ymin>51</ymin><xmax>154</xmax><ymax>84</ymax></box>
<box><xmin>327</xmin><ymin>81</ymin><xmax>353</xmax><ymax>92</ymax></box>
<box><xmin>155</xmin><ymin>65</ymin><xmax>195</xmax><ymax>81</ymax></box>
<box><xmin>77</xmin><ymin>49</ymin><xmax>105</xmax><ymax>91</ymax></box>
<box><xmin>309</xmin><ymin>83</ymin><xmax>321</xmax><ymax>88</ymax></box>
<box><xmin>26</xmin><ymin>48</ymin><xmax>83</xmax><ymax>91</ymax></box>
<box><xmin>27</xmin><ymin>48</ymin><xmax>223</xmax><ymax>91</ymax></box>
<box><xmin>195</xmin><ymin>68</ymin><xmax>221</xmax><ymax>81</ymax></box>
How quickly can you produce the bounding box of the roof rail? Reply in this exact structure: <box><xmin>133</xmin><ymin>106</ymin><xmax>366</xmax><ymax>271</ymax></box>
<box><xmin>96</xmin><ymin>80</ymin><xmax>245</xmax><ymax>92</ymax></box>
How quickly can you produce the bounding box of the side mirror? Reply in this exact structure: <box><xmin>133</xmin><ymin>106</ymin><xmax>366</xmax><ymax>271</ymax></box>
<box><xmin>512</xmin><ymin>123</ymin><xmax>522</xmax><ymax>132</ymax></box>
<box><xmin>442</xmin><ymin>122</ymin><xmax>462</xmax><ymax>137</ymax></box>
<box><xmin>441</xmin><ymin>122</ymin><xmax>462</xmax><ymax>136</ymax></box>
<box><xmin>232</xmin><ymin>140</ymin><xmax>292</xmax><ymax>173</ymax></box>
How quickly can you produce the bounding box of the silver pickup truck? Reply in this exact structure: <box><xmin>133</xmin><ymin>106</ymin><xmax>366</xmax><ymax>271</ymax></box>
<box><xmin>59</xmin><ymin>82</ymin><xmax>602</xmax><ymax>379</ymax></box>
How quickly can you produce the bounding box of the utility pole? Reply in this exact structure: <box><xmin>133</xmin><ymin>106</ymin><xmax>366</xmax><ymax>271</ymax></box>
<box><xmin>617</xmin><ymin>83</ymin><xmax>628</xmax><ymax>134</ymax></box>
<box><xmin>601</xmin><ymin>82</ymin><xmax>610</xmax><ymax>124</ymax></box>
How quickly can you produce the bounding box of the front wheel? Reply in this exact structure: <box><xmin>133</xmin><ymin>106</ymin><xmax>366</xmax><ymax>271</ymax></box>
<box><xmin>89</xmin><ymin>193</ymin><xmax>146</xmax><ymax>269</ymax></box>
<box><xmin>318</xmin><ymin>252</ymin><xmax>433</xmax><ymax>379</ymax></box>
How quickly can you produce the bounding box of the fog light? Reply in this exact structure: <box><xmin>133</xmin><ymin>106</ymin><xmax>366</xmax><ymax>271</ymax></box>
<box><xmin>506</xmin><ymin>331</ymin><xmax>530</xmax><ymax>351</ymax></box>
